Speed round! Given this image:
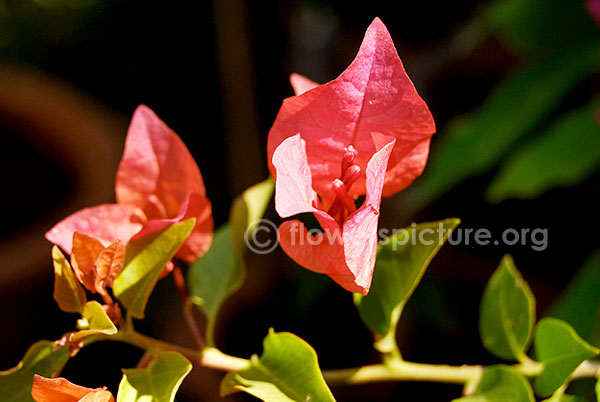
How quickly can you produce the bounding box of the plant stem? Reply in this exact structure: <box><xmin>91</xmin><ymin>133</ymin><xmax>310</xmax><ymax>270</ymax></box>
<box><xmin>172</xmin><ymin>265</ymin><xmax>205</xmax><ymax>349</ymax></box>
<box><xmin>103</xmin><ymin>330</ymin><xmax>249</xmax><ymax>372</ymax></box>
<box><xmin>91</xmin><ymin>330</ymin><xmax>600</xmax><ymax>387</ymax></box>
<box><xmin>323</xmin><ymin>362</ymin><xmax>485</xmax><ymax>386</ymax></box>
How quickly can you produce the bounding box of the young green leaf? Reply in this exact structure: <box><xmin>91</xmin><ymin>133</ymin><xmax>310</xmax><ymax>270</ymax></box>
<box><xmin>221</xmin><ymin>330</ymin><xmax>336</xmax><ymax>402</ymax></box>
<box><xmin>188</xmin><ymin>178</ymin><xmax>273</xmax><ymax>345</ymax></box>
<box><xmin>479</xmin><ymin>255</ymin><xmax>535</xmax><ymax>361</ymax></box>
<box><xmin>117</xmin><ymin>351</ymin><xmax>191</xmax><ymax>402</ymax></box>
<box><xmin>533</xmin><ymin>318</ymin><xmax>599</xmax><ymax>397</ymax></box>
<box><xmin>0</xmin><ymin>341</ymin><xmax>70</xmax><ymax>402</ymax></box>
<box><xmin>230</xmin><ymin>177</ymin><xmax>274</xmax><ymax>256</ymax></box>
<box><xmin>355</xmin><ymin>219</ymin><xmax>459</xmax><ymax>353</ymax></box>
<box><xmin>189</xmin><ymin>225</ymin><xmax>238</xmax><ymax>344</ymax></box>
<box><xmin>52</xmin><ymin>246</ymin><xmax>86</xmax><ymax>314</ymax></box>
<box><xmin>71</xmin><ymin>301</ymin><xmax>117</xmax><ymax>342</ymax></box>
<box><xmin>487</xmin><ymin>101</ymin><xmax>600</xmax><ymax>202</ymax></box>
<box><xmin>453</xmin><ymin>365</ymin><xmax>534</xmax><ymax>402</ymax></box>
<box><xmin>113</xmin><ymin>218</ymin><xmax>195</xmax><ymax>318</ymax></box>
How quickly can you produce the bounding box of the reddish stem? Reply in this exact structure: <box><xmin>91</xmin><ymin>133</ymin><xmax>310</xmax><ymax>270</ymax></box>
<box><xmin>172</xmin><ymin>265</ymin><xmax>205</xmax><ymax>349</ymax></box>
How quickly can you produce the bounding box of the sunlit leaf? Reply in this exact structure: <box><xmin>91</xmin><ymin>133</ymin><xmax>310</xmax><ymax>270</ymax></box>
<box><xmin>189</xmin><ymin>178</ymin><xmax>273</xmax><ymax>345</ymax></box>
<box><xmin>533</xmin><ymin>318</ymin><xmax>599</xmax><ymax>397</ymax></box>
<box><xmin>230</xmin><ymin>177</ymin><xmax>274</xmax><ymax>256</ymax></box>
<box><xmin>52</xmin><ymin>246</ymin><xmax>86</xmax><ymax>314</ymax></box>
<box><xmin>487</xmin><ymin>102</ymin><xmax>600</xmax><ymax>202</ymax></box>
<box><xmin>408</xmin><ymin>41</ymin><xmax>600</xmax><ymax>209</ymax></box>
<box><xmin>453</xmin><ymin>365</ymin><xmax>534</xmax><ymax>402</ymax></box>
<box><xmin>71</xmin><ymin>301</ymin><xmax>117</xmax><ymax>342</ymax></box>
<box><xmin>0</xmin><ymin>341</ymin><xmax>70</xmax><ymax>402</ymax></box>
<box><xmin>221</xmin><ymin>330</ymin><xmax>336</xmax><ymax>402</ymax></box>
<box><xmin>480</xmin><ymin>255</ymin><xmax>535</xmax><ymax>361</ymax></box>
<box><xmin>354</xmin><ymin>219</ymin><xmax>459</xmax><ymax>354</ymax></box>
<box><xmin>113</xmin><ymin>219</ymin><xmax>195</xmax><ymax>318</ymax></box>
<box><xmin>117</xmin><ymin>351</ymin><xmax>191</xmax><ymax>402</ymax></box>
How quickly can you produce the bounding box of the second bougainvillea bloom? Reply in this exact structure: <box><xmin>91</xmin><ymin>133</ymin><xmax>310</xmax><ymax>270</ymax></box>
<box><xmin>273</xmin><ymin>133</ymin><xmax>395</xmax><ymax>295</ymax></box>
<box><xmin>32</xmin><ymin>375</ymin><xmax>115</xmax><ymax>402</ymax></box>
<box><xmin>46</xmin><ymin>105</ymin><xmax>213</xmax><ymax>265</ymax></box>
<box><xmin>267</xmin><ymin>17</ymin><xmax>435</xmax><ymax>201</ymax></box>
<box><xmin>70</xmin><ymin>232</ymin><xmax>125</xmax><ymax>298</ymax></box>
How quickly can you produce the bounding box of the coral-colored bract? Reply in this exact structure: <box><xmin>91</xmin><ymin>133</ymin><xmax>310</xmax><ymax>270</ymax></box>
<box><xmin>274</xmin><ymin>134</ymin><xmax>394</xmax><ymax>295</ymax></box>
<box><xmin>267</xmin><ymin>17</ymin><xmax>435</xmax><ymax>200</ymax></box>
<box><xmin>46</xmin><ymin>105</ymin><xmax>213</xmax><ymax>266</ymax></box>
<box><xmin>268</xmin><ymin>18</ymin><xmax>434</xmax><ymax>294</ymax></box>
<box><xmin>31</xmin><ymin>375</ymin><xmax>115</xmax><ymax>402</ymax></box>
<box><xmin>71</xmin><ymin>232</ymin><xmax>125</xmax><ymax>297</ymax></box>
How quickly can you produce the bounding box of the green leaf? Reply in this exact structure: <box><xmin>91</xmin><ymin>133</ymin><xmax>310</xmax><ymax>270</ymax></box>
<box><xmin>0</xmin><ymin>341</ymin><xmax>70</xmax><ymax>402</ymax></box>
<box><xmin>230</xmin><ymin>177</ymin><xmax>274</xmax><ymax>256</ymax></box>
<box><xmin>487</xmin><ymin>102</ymin><xmax>600</xmax><ymax>202</ymax></box>
<box><xmin>480</xmin><ymin>255</ymin><xmax>535</xmax><ymax>361</ymax></box>
<box><xmin>533</xmin><ymin>318</ymin><xmax>599</xmax><ymax>397</ymax></box>
<box><xmin>189</xmin><ymin>225</ymin><xmax>238</xmax><ymax>342</ymax></box>
<box><xmin>117</xmin><ymin>351</ymin><xmax>191</xmax><ymax>402</ymax></box>
<box><xmin>454</xmin><ymin>365</ymin><xmax>534</xmax><ymax>402</ymax></box>
<box><xmin>221</xmin><ymin>330</ymin><xmax>336</xmax><ymax>402</ymax></box>
<box><xmin>408</xmin><ymin>41</ymin><xmax>600</xmax><ymax>209</ymax></box>
<box><xmin>355</xmin><ymin>219</ymin><xmax>459</xmax><ymax>353</ymax></box>
<box><xmin>549</xmin><ymin>250</ymin><xmax>600</xmax><ymax>343</ymax></box>
<box><xmin>113</xmin><ymin>219</ymin><xmax>195</xmax><ymax>318</ymax></box>
<box><xmin>542</xmin><ymin>393</ymin><xmax>585</xmax><ymax>402</ymax></box>
<box><xmin>596</xmin><ymin>378</ymin><xmax>600</xmax><ymax>402</ymax></box>
<box><xmin>52</xmin><ymin>245</ymin><xmax>86</xmax><ymax>314</ymax></box>
<box><xmin>485</xmin><ymin>0</ymin><xmax>599</xmax><ymax>56</ymax></box>
<box><xmin>71</xmin><ymin>301</ymin><xmax>117</xmax><ymax>342</ymax></box>
<box><xmin>189</xmin><ymin>178</ymin><xmax>273</xmax><ymax>345</ymax></box>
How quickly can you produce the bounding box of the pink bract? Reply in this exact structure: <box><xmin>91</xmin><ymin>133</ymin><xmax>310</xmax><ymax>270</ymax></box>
<box><xmin>267</xmin><ymin>17</ymin><xmax>435</xmax><ymax>201</ymax></box>
<box><xmin>273</xmin><ymin>134</ymin><xmax>395</xmax><ymax>295</ymax></box>
<box><xmin>46</xmin><ymin>105</ymin><xmax>213</xmax><ymax>265</ymax></box>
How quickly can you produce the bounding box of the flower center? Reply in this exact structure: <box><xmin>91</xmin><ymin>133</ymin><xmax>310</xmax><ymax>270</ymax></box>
<box><xmin>327</xmin><ymin>145</ymin><xmax>361</xmax><ymax>226</ymax></box>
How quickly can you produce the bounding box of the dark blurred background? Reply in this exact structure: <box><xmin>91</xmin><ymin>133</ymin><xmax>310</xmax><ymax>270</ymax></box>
<box><xmin>0</xmin><ymin>0</ymin><xmax>599</xmax><ymax>401</ymax></box>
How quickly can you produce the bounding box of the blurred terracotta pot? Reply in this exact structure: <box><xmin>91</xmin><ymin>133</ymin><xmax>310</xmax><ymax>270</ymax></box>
<box><xmin>0</xmin><ymin>64</ymin><xmax>126</xmax><ymax>286</ymax></box>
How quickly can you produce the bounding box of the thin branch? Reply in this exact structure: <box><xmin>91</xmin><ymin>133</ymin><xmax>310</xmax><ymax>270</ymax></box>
<box><xmin>88</xmin><ymin>330</ymin><xmax>600</xmax><ymax>389</ymax></box>
<box><xmin>172</xmin><ymin>265</ymin><xmax>205</xmax><ymax>349</ymax></box>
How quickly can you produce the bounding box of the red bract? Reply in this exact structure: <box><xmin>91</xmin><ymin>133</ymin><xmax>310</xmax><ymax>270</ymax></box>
<box><xmin>268</xmin><ymin>18</ymin><xmax>435</xmax><ymax>294</ymax></box>
<box><xmin>267</xmin><ymin>17</ymin><xmax>435</xmax><ymax>201</ymax></box>
<box><xmin>273</xmin><ymin>134</ymin><xmax>394</xmax><ymax>295</ymax></box>
<box><xmin>46</xmin><ymin>105</ymin><xmax>213</xmax><ymax>266</ymax></box>
<box><xmin>32</xmin><ymin>375</ymin><xmax>115</xmax><ymax>402</ymax></box>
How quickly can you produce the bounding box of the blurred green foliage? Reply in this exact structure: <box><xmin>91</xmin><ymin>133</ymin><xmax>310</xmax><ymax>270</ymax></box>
<box><xmin>411</xmin><ymin>0</ymin><xmax>600</xmax><ymax>208</ymax></box>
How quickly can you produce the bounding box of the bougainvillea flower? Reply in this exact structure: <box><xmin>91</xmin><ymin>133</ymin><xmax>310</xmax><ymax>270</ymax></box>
<box><xmin>46</xmin><ymin>105</ymin><xmax>213</xmax><ymax>266</ymax></box>
<box><xmin>267</xmin><ymin>18</ymin><xmax>435</xmax><ymax>202</ymax></box>
<box><xmin>71</xmin><ymin>232</ymin><xmax>125</xmax><ymax>298</ymax></box>
<box><xmin>273</xmin><ymin>133</ymin><xmax>395</xmax><ymax>295</ymax></box>
<box><xmin>32</xmin><ymin>375</ymin><xmax>115</xmax><ymax>402</ymax></box>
